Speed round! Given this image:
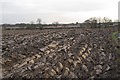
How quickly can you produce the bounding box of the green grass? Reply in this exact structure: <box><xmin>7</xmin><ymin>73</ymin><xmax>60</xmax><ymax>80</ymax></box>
<box><xmin>111</xmin><ymin>31</ymin><xmax>120</xmax><ymax>77</ymax></box>
<box><xmin>112</xmin><ymin>31</ymin><xmax>118</xmax><ymax>39</ymax></box>
<box><xmin>111</xmin><ymin>31</ymin><xmax>120</xmax><ymax>54</ymax></box>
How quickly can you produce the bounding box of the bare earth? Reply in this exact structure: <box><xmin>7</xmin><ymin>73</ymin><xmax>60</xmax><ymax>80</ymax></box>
<box><xmin>2</xmin><ymin>28</ymin><xmax>119</xmax><ymax>79</ymax></box>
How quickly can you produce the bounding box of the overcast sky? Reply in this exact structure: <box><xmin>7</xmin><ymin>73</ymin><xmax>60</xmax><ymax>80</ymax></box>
<box><xmin>0</xmin><ymin>0</ymin><xmax>119</xmax><ymax>24</ymax></box>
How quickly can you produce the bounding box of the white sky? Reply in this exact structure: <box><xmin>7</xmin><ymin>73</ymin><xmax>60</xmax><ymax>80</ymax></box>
<box><xmin>0</xmin><ymin>0</ymin><xmax>120</xmax><ymax>24</ymax></box>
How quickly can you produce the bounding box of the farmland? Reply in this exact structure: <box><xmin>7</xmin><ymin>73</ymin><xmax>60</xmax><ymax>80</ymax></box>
<box><xmin>2</xmin><ymin>27</ymin><xmax>119</xmax><ymax>79</ymax></box>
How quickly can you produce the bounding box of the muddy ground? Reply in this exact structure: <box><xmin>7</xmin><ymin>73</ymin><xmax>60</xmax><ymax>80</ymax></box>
<box><xmin>2</xmin><ymin>28</ymin><xmax>119</xmax><ymax>79</ymax></box>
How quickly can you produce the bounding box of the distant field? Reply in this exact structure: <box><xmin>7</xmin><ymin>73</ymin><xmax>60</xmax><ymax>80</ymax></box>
<box><xmin>2</xmin><ymin>28</ymin><xmax>119</xmax><ymax>79</ymax></box>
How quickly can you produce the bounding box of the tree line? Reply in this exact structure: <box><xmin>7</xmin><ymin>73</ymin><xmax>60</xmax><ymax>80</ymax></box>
<box><xmin>2</xmin><ymin>17</ymin><xmax>119</xmax><ymax>30</ymax></box>
<box><xmin>84</xmin><ymin>17</ymin><xmax>119</xmax><ymax>28</ymax></box>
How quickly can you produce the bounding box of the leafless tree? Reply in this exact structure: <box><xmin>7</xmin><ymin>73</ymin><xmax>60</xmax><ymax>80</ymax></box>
<box><xmin>102</xmin><ymin>17</ymin><xmax>112</xmax><ymax>28</ymax></box>
<box><xmin>52</xmin><ymin>21</ymin><xmax>59</xmax><ymax>27</ymax></box>
<box><xmin>36</xmin><ymin>18</ymin><xmax>43</xmax><ymax>29</ymax></box>
<box><xmin>36</xmin><ymin>18</ymin><xmax>41</xmax><ymax>25</ymax></box>
<box><xmin>84</xmin><ymin>17</ymin><xmax>97</xmax><ymax>28</ymax></box>
<box><xmin>102</xmin><ymin>17</ymin><xmax>112</xmax><ymax>23</ymax></box>
<box><xmin>84</xmin><ymin>17</ymin><xmax>112</xmax><ymax>28</ymax></box>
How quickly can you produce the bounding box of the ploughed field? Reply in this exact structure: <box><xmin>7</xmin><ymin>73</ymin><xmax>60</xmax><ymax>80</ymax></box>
<box><xmin>2</xmin><ymin>28</ymin><xmax>118</xmax><ymax>79</ymax></box>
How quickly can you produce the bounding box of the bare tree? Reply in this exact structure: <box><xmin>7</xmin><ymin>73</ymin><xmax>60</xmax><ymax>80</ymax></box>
<box><xmin>36</xmin><ymin>18</ymin><xmax>41</xmax><ymax>25</ymax></box>
<box><xmin>97</xmin><ymin>17</ymin><xmax>102</xmax><ymax>28</ymax></box>
<box><xmin>28</xmin><ymin>21</ymin><xmax>35</xmax><ymax>29</ymax></box>
<box><xmin>102</xmin><ymin>17</ymin><xmax>112</xmax><ymax>23</ymax></box>
<box><xmin>84</xmin><ymin>17</ymin><xmax>112</xmax><ymax>28</ymax></box>
<box><xmin>102</xmin><ymin>17</ymin><xmax>112</xmax><ymax>28</ymax></box>
<box><xmin>36</xmin><ymin>18</ymin><xmax>43</xmax><ymax>30</ymax></box>
<box><xmin>52</xmin><ymin>21</ymin><xmax>59</xmax><ymax>27</ymax></box>
<box><xmin>84</xmin><ymin>17</ymin><xmax>97</xmax><ymax>28</ymax></box>
<box><xmin>97</xmin><ymin>17</ymin><xmax>102</xmax><ymax>23</ymax></box>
